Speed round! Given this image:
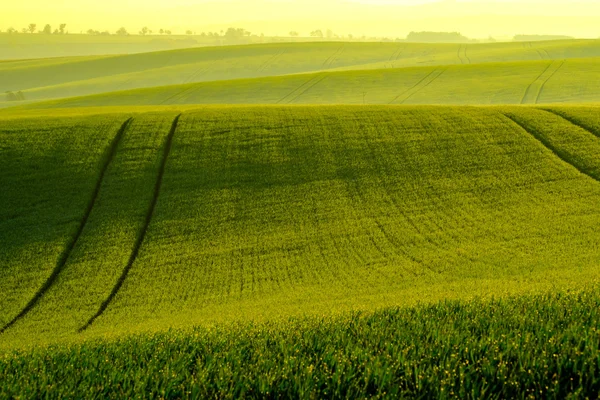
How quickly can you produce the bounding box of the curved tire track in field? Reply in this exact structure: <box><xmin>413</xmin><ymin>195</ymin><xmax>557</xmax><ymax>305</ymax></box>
<box><xmin>287</xmin><ymin>75</ymin><xmax>328</xmax><ymax>104</ymax></box>
<box><xmin>388</xmin><ymin>68</ymin><xmax>439</xmax><ymax>104</ymax></box>
<box><xmin>464</xmin><ymin>44</ymin><xmax>471</xmax><ymax>64</ymax></box>
<box><xmin>501</xmin><ymin>112</ymin><xmax>600</xmax><ymax>184</ymax></box>
<box><xmin>457</xmin><ymin>44</ymin><xmax>465</xmax><ymax>64</ymax></box>
<box><xmin>534</xmin><ymin>60</ymin><xmax>565</xmax><ymax>104</ymax></box>
<box><xmin>79</xmin><ymin>114</ymin><xmax>181</xmax><ymax>332</ymax></box>
<box><xmin>520</xmin><ymin>61</ymin><xmax>554</xmax><ymax>104</ymax></box>
<box><xmin>0</xmin><ymin>118</ymin><xmax>133</xmax><ymax>335</ymax></box>
<box><xmin>276</xmin><ymin>74</ymin><xmax>323</xmax><ymax>104</ymax></box>
<box><xmin>399</xmin><ymin>67</ymin><xmax>447</xmax><ymax>104</ymax></box>
<box><xmin>258</xmin><ymin>48</ymin><xmax>286</xmax><ymax>73</ymax></box>
<box><xmin>322</xmin><ymin>45</ymin><xmax>345</xmax><ymax>69</ymax></box>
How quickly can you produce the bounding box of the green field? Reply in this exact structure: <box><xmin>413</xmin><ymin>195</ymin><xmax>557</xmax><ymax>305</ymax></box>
<box><xmin>2</xmin><ymin>39</ymin><xmax>600</xmax><ymax>106</ymax></box>
<box><xmin>2</xmin><ymin>104</ymin><xmax>600</xmax><ymax>338</ymax></box>
<box><xmin>2</xmin><ymin>36</ymin><xmax>600</xmax><ymax>396</ymax></box>
<box><xmin>20</xmin><ymin>57</ymin><xmax>600</xmax><ymax>108</ymax></box>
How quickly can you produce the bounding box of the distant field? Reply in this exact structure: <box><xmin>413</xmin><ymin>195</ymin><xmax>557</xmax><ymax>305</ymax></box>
<box><xmin>0</xmin><ymin>32</ymin><xmax>246</xmax><ymax>60</ymax></box>
<box><xmin>20</xmin><ymin>57</ymin><xmax>600</xmax><ymax>108</ymax></box>
<box><xmin>2</xmin><ymin>39</ymin><xmax>600</xmax><ymax>105</ymax></box>
<box><xmin>2</xmin><ymin>105</ymin><xmax>600</xmax><ymax>348</ymax></box>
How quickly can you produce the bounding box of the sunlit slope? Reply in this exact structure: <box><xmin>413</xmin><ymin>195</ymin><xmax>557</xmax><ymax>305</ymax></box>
<box><xmin>25</xmin><ymin>57</ymin><xmax>600</xmax><ymax>108</ymax></box>
<box><xmin>1</xmin><ymin>106</ymin><xmax>600</xmax><ymax>345</ymax></box>
<box><xmin>3</xmin><ymin>39</ymin><xmax>600</xmax><ymax>102</ymax></box>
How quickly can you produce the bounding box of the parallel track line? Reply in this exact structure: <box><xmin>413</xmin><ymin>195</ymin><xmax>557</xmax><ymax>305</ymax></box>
<box><xmin>0</xmin><ymin>118</ymin><xmax>133</xmax><ymax>335</ymax></box>
<box><xmin>79</xmin><ymin>114</ymin><xmax>181</xmax><ymax>332</ymax></box>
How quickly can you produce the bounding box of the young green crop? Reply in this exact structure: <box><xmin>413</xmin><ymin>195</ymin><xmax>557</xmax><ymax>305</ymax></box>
<box><xmin>1</xmin><ymin>105</ymin><xmax>600</xmax><ymax>348</ymax></box>
<box><xmin>0</xmin><ymin>114</ymin><xmax>179</xmax><ymax>340</ymax></box>
<box><xmin>2</xmin><ymin>39</ymin><xmax>600</xmax><ymax>104</ymax></box>
<box><xmin>0</xmin><ymin>115</ymin><xmax>126</xmax><ymax>329</ymax></box>
<box><xmin>22</xmin><ymin>57</ymin><xmax>600</xmax><ymax>109</ymax></box>
<box><xmin>1</xmin><ymin>289</ymin><xmax>599</xmax><ymax>398</ymax></box>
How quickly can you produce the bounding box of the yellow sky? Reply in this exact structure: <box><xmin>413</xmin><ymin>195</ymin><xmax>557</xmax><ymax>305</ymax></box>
<box><xmin>2</xmin><ymin>0</ymin><xmax>599</xmax><ymax>38</ymax></box>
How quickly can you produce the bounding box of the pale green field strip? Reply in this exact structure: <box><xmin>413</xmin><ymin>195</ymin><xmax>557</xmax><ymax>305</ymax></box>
<box><xmin>2</xmin><ymin>39</ymin><xmax>600</xmax><ymax>103</ymax></box>
<box><xmin>2</xmin><ymin>106</ymin><xmax>600</xmax><ymax>346</ymax></box>
<box><xmin>0</xmin><ymin>33</ymin><xmax>215</xmax><ymax>60</ymax></box>
<box><xmin>20</xmin><ymin>57</ymin><xmax>600</xmax><ymax>108</ymax></box>
<box><xmin>1</xmin><ymin>114</ymin><xmax>180</xmax><ymax>339</ymax></box>
<box><xmin>0</xmin><ymin>116</ymin><xmax>127</xmax><ymax>329</ymax></box>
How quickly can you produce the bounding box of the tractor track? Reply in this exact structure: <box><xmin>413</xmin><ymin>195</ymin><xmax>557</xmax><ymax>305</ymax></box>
<box><xmin>79</xmin><ymin>114</ymin><xmax>181</xmax><ymax>332</ymax></box>
<box><xmin>501</xmin><ymin>112</ymin><xmax>600</xmax><ymax>185</ymax></box>
<box><xmin>0</xmin><ymin>118</ymin><xmax>133</xmax><ymax>335</ymax></box>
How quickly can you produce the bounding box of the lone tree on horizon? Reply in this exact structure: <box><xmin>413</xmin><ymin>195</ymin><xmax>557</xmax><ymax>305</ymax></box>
<box><xmin>28</xmin><ymin>24</ymin><xmax>37</xmax><ymax>34</ymax></box>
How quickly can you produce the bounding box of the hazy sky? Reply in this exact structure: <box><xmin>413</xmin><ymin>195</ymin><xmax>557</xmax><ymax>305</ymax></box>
<box><xmin>3</xmin><ymin>0</ymin><xmax>600</xmax><ymax>38</ymax></box>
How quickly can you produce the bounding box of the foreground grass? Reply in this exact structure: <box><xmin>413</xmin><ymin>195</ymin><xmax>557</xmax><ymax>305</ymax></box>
<box><xmin>1</xmin><ymin>289</ymin><xmax>599</xmax><ymax>398</ymax></box>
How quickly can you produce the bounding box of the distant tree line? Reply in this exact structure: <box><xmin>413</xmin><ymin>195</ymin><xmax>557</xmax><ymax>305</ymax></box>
<box><xmin>406</xmin><ymin>31</ymin><xmax>472</xmax><ymax>43</ymax></box>
<box><xmin>3</xmin><ymin>24</ymin><xmax>68</xmax><ymax>35</ymax></box>
<box><xmin>7</xmin><ymin>25</ymin><xmax>573</xmax><ymax>43</ymax></box>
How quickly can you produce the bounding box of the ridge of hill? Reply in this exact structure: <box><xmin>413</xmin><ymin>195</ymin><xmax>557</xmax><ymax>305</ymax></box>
<box><xmin>15</xmin><ymin>57</ymin><xmax>600</xmax><ymax>109</ymax></box>
<box><xmin>1</xmin><ymin>39</ymin><xmax>600</xmax><ymax>104</ymax></box>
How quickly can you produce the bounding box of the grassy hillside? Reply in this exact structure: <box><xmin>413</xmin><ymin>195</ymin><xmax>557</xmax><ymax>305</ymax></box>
<box><xmin>1</xmin><ymin>105</ymin><xmax>600</xmax><ymax>348</ymax></box>
<box><xmin>2</xmin><ymin>39</ymin><xmax>600</xmax><ymax>103</ymax></box>
<box><xmin>2</xmin><ymin>104</ymin><xmax>600</xmax><ymax>396</ymax></box>
<box><xmin>2</xmin><ymin>290</ymin><xmax>599</xmax><ymax>398</ymax></box>
<box><xmin>20</xmin><ymin>57</ymin><xmax>600</xmax><ymax>108</ymax></box>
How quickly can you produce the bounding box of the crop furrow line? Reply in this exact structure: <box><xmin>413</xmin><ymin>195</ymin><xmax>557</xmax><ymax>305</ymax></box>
<box><xmin>389</xmin><ymin>45</ymin><xmax>403</xmax><ymax>62</ymax></box>
<box><xmin>159</xmin><ymin>85</ymin><xmax>195</xmax><ymax>105</ymax></box>
<box><xmin>501</xmin><ymin>112</ymin><xmax>600</xmax><ymax>184</ymax></box>
<box><xmin>258</xmin><ymin>49</ymin><xmax>285</xmax><ymax>73</ymax></box>
<box><xmin>0</xmin><ymin>118</ymin><xmax>133</xmax><ymax>335</ymax></box>
<box><xmin>464</xmin><ymin>44</ymin><xmax>471</xmax><ymax>64</ymax></box>
<box><xmin>388</xmin><ymin>68</ymin><xmax>438</xmax><ymax>104</ymax></box>
<box><xmin>534</xmin><ymin>48</ymin><xmax>545</xmax><ymax>60</ymax></box>
<box><xmin>276</xmin><ymin>74</ymin><xmax>321</xmax><ymax>104</ymax></box>
<box><xmin>79</xmin><ymin>114</ymin><xmax>181</xmax><ymax>332</ymax></box>
<box><xmin>287</xmin><ymin>75</ymin><xmax>327</xmax><ymax>104</ymax></box>
<box><xmin>520</xmin><ymin>61</ymin><xmax>554</xmax><ymax>104</ymax></box>
<box><xmin>534</xmin><ymin>60</ymin><xmax>565</xmax><ymax>104</ymax></box>
<box><xmin>457</xmin><ymin>44</ymin><xmax>465</xmax><ymax>64</ymax></box>
<box><xmin>400</xmin><ymin>67</ymin><xmax>447</xmax><ymax>104</ymax></box>
<box><xmin>322</xmin><ymin>45</ymin><xmax>344</xmax><ymax>69</ymax></box>
<box><xmin>543</xmin><ymin>49</ymin><xmax>551</xmax><ymax>59</ymax></box>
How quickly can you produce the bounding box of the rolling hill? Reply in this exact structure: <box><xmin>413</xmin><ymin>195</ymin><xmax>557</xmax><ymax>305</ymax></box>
<box><xmin>16</xmin><ymin>57</ymin><xmax>600</xmax><ymax>108</ymax></box>
<box><xmin>2</xmin><ymin>37</ymin><xmax>600</xmax><ymax>397</ymax></box>
<box><xmin>1</xmin><ymin>105</ymin><xmax>600</xmax><ymax>348</ymax></box>
<box><xmin>2</xmin><ymin>39</ymin><xmax>600</xmax><ymax>104</ymax></box>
